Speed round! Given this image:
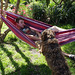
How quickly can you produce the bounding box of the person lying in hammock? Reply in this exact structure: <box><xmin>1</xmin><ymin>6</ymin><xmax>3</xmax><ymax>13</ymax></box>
<box><xmin>15</xmin><ymin>17</ymin><xmax>75</xmax><ymax>61</ymax></box>
<box><xmin>16</xmin><ymin>17</ymin><xmax>67</xmax><ymax>41</ymax></box>
<box><xmin>16</xmin><ymin>17</ymin><xmax>41</xmax><ymax>41</ymax></box>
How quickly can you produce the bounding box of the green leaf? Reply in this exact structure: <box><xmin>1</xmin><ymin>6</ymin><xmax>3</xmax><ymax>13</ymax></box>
<box><xmin>9</xmin><ymin>0</ymin><xmax>17</xmax><ymax>4</ymax></box>
<box><xmin>9</xmin><ymin>0</ymin><xmax>13</xmax><ymax>3</ymax></box>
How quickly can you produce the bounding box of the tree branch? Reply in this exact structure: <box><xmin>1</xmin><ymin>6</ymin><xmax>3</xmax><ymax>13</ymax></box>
<box><xmin>15</xmin><ymin>0</ymin><xmax>20</xmax><ymax>14</ymax></box>
<box><xmin>59</xmin><ymin>0</ymin><xmax>63</xmax><ymax>5</ymax></box>
<box><xmin>4</xmin><ymin>0</ymin><xmax>8</xmax><ymax>11</ymax></box>
<box><xmin>52</xmin><ymin>0</ymin><xmax>58</xmax><ymax>5</ymax></box>
<box><xmin>52</xmin><ymin>0</ymin><xmax>63</xmax><ymax>5</ymax></box>
<box><xmin>2</xmin><ymin>28</ymin><xmax>11</xmax><ymax>40</ymax></box>
<box><xmin>4</xmin><ymin>28</ymin><xmax>11</xmax><ymax>34</ymax></box>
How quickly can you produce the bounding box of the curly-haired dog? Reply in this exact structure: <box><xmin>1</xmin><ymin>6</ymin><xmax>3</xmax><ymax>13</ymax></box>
<box><xmin>40</xmin><ymin>29</ymin><xmax>71</xmax><ymax>75</ymax></box>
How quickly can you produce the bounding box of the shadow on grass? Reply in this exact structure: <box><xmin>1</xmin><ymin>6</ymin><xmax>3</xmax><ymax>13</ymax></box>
<box><xmin>0</xmin><ymin>60</ymin><xmax>5</xmax><ymax>75</ymax></box>
<box><xmin>6</xmin><ymin>64</ymin><xmax>51</xmax><ymax>75</ymax></box>
<box><xmin>0</xmin><ymin>44</ymin><xmax>20</xmax><ymax>75</ymax></box>
<box><xmin>0</xmin><ymin>42</ymin><xmax>51</xmax><ymax>75</ymax></box>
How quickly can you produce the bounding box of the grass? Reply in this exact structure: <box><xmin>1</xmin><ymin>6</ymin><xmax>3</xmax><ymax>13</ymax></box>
<box><xmin>0</xmin><ymin>41</ymin><xmax>51</xmax><ymax>75</ymax></box>
<box><xmin>0</xmin><ymin>23</ymin><xmax>75</xmax><ymax>75</ymax></box>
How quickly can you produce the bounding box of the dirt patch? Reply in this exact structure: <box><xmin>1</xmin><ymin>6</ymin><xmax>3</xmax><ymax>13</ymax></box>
<box><xmin>30</xmin><ymin>49</ymin><xmax>41</xmax><ymax>57</ymax></box>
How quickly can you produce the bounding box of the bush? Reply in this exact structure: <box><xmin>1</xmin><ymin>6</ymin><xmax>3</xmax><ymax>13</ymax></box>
<box><xmin>47</xmin><ymin>4</ymin><xmax>75</xmax><ymax>24</ymax></box>
<box><xmin>67</xmin><ymin>5</ymin><xmax>75</xmax><ymax>24</ymax></box>
<box><xmin>27</xmin><ymin>1</ymin><xmax>47</xmax><ymax>22</ymax></box>
<box><xmin>16</xmin><ymin>1</ymin><xmax>75</xmax><ymax>25</ymax></box>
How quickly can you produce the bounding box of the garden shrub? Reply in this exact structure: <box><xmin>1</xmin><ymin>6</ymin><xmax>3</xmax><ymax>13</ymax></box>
<box><xmin>66</xmin><ymin>4</ymin><xmax>75</xmax><ymax>24</ymax></box>
<box><xmin>27</xmin><ymin>1</ymin><xmax>47</xmax><ymax>22</ymax></box>
<box><xmin>47</xmin><ymin>4</ymin><xmax>75</xmax><ymax>24</ymax></box>
<box><xmin>11</xmin><ymin>1</ymin><xmax>75</xmax><ymax>25</ymax></box>
<box><xmin>47</xmin><ymin>5</ymin><xmax>63</xmax><ymax>24</ymax></box>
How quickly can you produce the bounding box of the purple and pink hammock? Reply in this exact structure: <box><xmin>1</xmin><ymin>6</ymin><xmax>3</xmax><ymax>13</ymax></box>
<box><xmin>1</xmin><ymin>11</ymin><xmax>75</xmax><ymax>48</ymax></box>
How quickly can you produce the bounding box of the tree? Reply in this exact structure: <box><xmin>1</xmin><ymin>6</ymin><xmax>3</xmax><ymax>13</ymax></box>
<box><xmin>0</xmin><ymin>0</ymin><xmax>20</xmax><ymax>43</ymax></box>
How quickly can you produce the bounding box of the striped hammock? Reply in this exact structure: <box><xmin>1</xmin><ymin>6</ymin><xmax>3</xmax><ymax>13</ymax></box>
<box><xmin>1</xmin><ymin>11</ymin><xmax>75</xmax><ymax>48</ymax></box>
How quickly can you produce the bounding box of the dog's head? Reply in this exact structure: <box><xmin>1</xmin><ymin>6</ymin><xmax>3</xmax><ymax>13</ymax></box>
<box><xmin>41</xmin><ymin>30</ymin><xmax>59</xmax><ymax>50</ymax></box>
<box><xmin>41</xmin><ymin>29</ymin><xmax>55</xmax><ymax>41</ymax></box>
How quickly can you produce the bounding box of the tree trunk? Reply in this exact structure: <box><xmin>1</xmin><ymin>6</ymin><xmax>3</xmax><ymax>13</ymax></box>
<box><xmin>0</xmin><ymin>0</ymin><xmax>3</xmax><ymax>34</ymax></box>
<box><xmin>0</xmin><ymin>20</ymin><xmax>3</xmax><ymax>34</ymax></box>
<box><xmin>0</xmin><ymin>28</ymin><xmax>11</xmax><ymax>42</ymax></box>
<box><xmin>0</xmin><ymin>0</ymin><xmax>20</xmax><ymax>43</ymax></box>
<box><xmin>4</xmin><ymin>0</ymin><xmax>8</xmax><ymax>11</ymax></box>
<box><xmin>15</xmin><ymin>0</ymin><xmax>20</xmax><ymax>14</ymax></box>
<box><xmin>0</xmin><ymin>0</ymin><xmax>8</xmax><ymax>42</ymax></box>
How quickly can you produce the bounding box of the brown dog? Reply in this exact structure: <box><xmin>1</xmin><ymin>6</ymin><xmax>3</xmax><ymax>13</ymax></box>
<box><xmin>40</xmin><ymin>29</ymin><xmax>71</xmax><ymax>75</ymax></box>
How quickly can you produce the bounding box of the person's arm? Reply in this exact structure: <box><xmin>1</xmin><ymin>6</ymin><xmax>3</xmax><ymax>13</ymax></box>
<box><xmin>48</xmin><ymin>26</ymin><xmax>67</xmax><ymax>32</ymax></box>
<box><xmin>35</xmin><ymin>31</ymin><xmax>41</xmax><ymax>39</ymax></box>
<box><xmin>29</xmin><ymin>27</ymin><xmax>41</xmax><ymax>40</ymax></box>
<box><xmin>26</xmin><ymin>34</ymin><xmax>40</xmax><ymax>41</ymax></box>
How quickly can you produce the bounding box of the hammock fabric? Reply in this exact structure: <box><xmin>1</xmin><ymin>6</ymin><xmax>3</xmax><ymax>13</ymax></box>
<box><xmin>1</xmin><ymin>11</ymin><xmax>75</xmax><ymax>48</ymax></box>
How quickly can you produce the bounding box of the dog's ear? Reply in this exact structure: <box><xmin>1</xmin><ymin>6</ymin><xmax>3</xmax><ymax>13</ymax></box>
<box><xmin>41</xmin><ymin>31</ymin><xmax>48</xmax><ymax>41</ymax></box>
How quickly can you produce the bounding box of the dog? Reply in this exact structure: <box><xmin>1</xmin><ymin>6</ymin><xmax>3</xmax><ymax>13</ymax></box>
<box><xmin>39</xmin><ymin>29</ymin><xmax>71</xmax><ymax>75</ymax></box>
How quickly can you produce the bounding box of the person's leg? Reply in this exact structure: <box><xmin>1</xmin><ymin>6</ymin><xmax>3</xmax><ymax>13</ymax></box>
<box><xmin>47</xmin><ymin>26</ymin><xmax>67</xmax><ymax>32</ymax></box>
<box><xmin>62</xmin><ymin>52</ymin><xmax>75</xmax><ymax>61</ymax></box>
<box><xmin>26</xmin><ymin>34</ymin><xmax>40</xmax><ymax>41</ymax></box>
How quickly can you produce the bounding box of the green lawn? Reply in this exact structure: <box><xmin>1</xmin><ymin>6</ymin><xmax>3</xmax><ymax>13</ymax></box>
<box><xmin>0</xmin><ymin>23</ymin><xmax>75</xmax><ymax>75</ymax></box>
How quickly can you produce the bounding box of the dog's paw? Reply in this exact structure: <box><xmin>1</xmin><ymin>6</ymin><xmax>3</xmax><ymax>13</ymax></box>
<box><xmin>38</xmin><ymin>49</ymin><xmax>42</xmax><ymax>53</ymax></box>
<box><xmin>35</xmin><ymin>41</ymin><xmax>42</xmax><ymax>49</ymax></box>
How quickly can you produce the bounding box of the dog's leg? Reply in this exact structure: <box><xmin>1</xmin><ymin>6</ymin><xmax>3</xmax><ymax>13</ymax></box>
<box><xmin>35</xmin><ymin>40</ymin><xmax>42</xmax><ymax>53</ymax></box>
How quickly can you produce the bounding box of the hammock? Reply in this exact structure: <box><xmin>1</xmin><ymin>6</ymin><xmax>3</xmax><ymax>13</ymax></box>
<box><xmin>1</xmin><ymin>11</ymin><xmax>75</xmax><ymax>48</ymax></box>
